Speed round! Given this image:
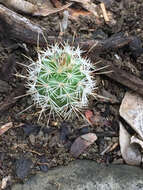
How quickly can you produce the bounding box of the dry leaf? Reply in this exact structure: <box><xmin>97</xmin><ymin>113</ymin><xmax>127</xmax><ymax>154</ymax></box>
<box><xmin>69</xmin><ymin>9</ymin><xmax>91</xmax><ymax>19</ymax></box>
<box><xmin>71</xmin><ymin>0</ymin><xmax>116</xmax><ymax>25</ymax></box>
<box><xmin>51</xmin><ymin>0</ymin><xmax>91</xmax><ymax>20</ymax></box>
<box><xmin>119</xmin><ymin>122</ymin><xmax>142</xmax><ymax>166</ymax></box>
<box><xmin>0</xmin><ymin>122</ymin><xmax>13</xmax><ymax>136</ymax></box>
<box><xmin>34</xmin><ymin>2</ymin><xmax>73</xmax><ymax>16</ymax></box>
<box><xmin>120</xmin><ymin>91</ymin><xmax>143</xmax><ymax>140</ymax></box>
<box><xmin>70</xmin><ymin>133</ymin><xmax>97</xmax><ymax>157</ymax></box>
<box><xmin>81</xmin><ymin>133</ymin><xmax>97</xmax><ymax>143</ymax></box>
<box><xmin>0</xmin><ymin>0</ymin><xmax>72</xmax><ymax>16</ymax></box>
<box><xmin>71</xmin><ymin>0</ymin><xmax>99</xmax><ymax>17</ymax></box>
<box><xmin>85</xmin><ymin>110</ymin><xmax>93</xmax><ymax>122</ymax></box>
<box><xmin>0</xmin><ymin>0</ymin><xmax>36</xmax><ymax>14</ymax></box>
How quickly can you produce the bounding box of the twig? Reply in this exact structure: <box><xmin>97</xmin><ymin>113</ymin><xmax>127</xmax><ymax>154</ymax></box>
<box><xmin>100</xmin><ymin>3</ymin><xmax>109</xmax><ymax>22</ymax></box>
<box><xmin>0</xmin><ymin>122</ymin><xmax>13</xmax><ymax>135</ymax></box>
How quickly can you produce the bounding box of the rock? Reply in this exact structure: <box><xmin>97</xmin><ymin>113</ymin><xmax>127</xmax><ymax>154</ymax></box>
<box><xmin>12</xmin><ymin>160</ymin><xmax>143</xmax><ymax>190</ymax></box>
<box><xmin>131</xmin><ymin>136</ymin><xmax>143</xmax><ymax>149</ymax></box>
<box><xmin>120</xmin><ymin>91</ymin><xmax>143</xmax><ymax>140</ymax></box>
<box><xmin>0</xmin><ymin>80</ymin><xmax>10</xmax><ymax>93</ymax></box>
<box><xmin>119</xmin><ymin>122</ymin><xmax>142</xmax><ymax>166</ymax></box>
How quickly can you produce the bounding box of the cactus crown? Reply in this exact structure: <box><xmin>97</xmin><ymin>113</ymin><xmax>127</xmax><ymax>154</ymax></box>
<box><xmin>26</xmin><ymin>44</ymin><xmax>96</xmax><ymax>119</ymax></box>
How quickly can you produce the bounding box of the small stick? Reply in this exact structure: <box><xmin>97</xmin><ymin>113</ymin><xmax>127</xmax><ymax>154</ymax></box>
<box><xmin>100</xmin><ymin>143</ymin><xmax>113</xmax><ymax>156</ymax></box>
<box><xmin>100</xmin><ymin>3</ymin><xmax>109</xmax><ymax>22</ymax></box>
<box><xmin>108</xmin><ymin>142</ymin><xmax>119</xmax><ymax>152</ymax></box>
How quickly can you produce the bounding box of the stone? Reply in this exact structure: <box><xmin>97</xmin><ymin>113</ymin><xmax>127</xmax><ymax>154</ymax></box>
<box><xmin>12</xmin><ymin>160</ymin><xmax>143</xmax><ymax>190</ymax></box>
<box><xmin>119</xmin><ymin>122</ymin><xmax>142</xmax><ymax>166</ymax></box>
<box><xmin>120</xmin><ymin>91</ymin><xmax>143</xmax><ymax>140</ymax></box>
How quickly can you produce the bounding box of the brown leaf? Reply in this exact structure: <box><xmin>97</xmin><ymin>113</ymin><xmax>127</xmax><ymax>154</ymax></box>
<box><xmin>71</xmin><ymin>0</ymin><xmax>99</xmax><ymax>17</ymax></box>
<box><xmin>70</xmin><ymin>133</ymin><xmax>97</xmax><ymax>157</ymax></box>
<box><xmin>51</xmin><ymin>0</ymin><xmax>91</xmax><ymax>20</ymax></box>
<box><xmin>34</xmin><ymin>2</ymin><xmax>73</xmax><ymax>16</ymax></box>
<box><xmin>85</xmin><ymin>110</ymin><xmax>93</xmax><ymax>122</ymax></box>
<box><xmin>0</xmin><ymin>0</ymin><xmax>72</xmax><ymax>17</ymax></box>
<box><xmin>0</xmin><ymin>122</ymin><xmax>13</xmax><ymax>136</ymax></box>
<box><xmin>81</xmin><ymin>133</ymin><xmax>97</xmax><ymax>143</ymax></box>
<box><xmin>120</xmin><ymin>91</ymin><xmax>143</xmax><ymax>140</ymax></box>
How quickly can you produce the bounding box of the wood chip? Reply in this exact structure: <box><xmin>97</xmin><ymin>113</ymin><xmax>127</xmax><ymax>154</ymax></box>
<box><xmin>0</xmin><ymin>0</ymin><xmax>72</xmax><ymax>16</ymax></box>
<box><xmin>0</xmin><ymin>122</ymin><xmax>13</xmax><ymax>136</ymax></box>
<box><xmin>100</xmin><ymin>2</ymin><xmax>109</xmax><ymax>22</ymax></box>
<box><xmin>70</xmin><ymin>133</ymin><xmax>97</xmax><ymax>157</ymax></box>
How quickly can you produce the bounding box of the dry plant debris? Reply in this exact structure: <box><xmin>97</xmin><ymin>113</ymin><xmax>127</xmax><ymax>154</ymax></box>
<box><xmin>0</xmin><ymin>122</ymin><xmax>13</xmax><ymax>136</ymax></box>
<box><xmin>70</xmin><ymin>133</ymin><xmax>97</xmax><ymax>157</ymax></box>
<box><xmin>100</xmin><ymin>2</ymin><xmax>109</xmax><ymax>22</ymax></box>
<box><xmin>0</xmin><ymin>0</ymin><xmax>72</xmax><ymax>16</ymax></box>
<box><xmin>71</xmin><ymin>0</ymin><xmax>99</xmax><ymax>17</ymax></box>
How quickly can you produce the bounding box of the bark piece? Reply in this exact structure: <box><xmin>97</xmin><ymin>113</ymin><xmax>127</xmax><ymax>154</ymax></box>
<box><xmin>95</xmin><ymin>60</ymin><xmax>143</xmax><ymax>97</ymax></box>
<box><xmin>0</xmin><ymin>4</ymin><xmax>47</xmax><ymax>46</ymax></box>
<box><xmin>34</xmin><ymin>3</ymin><xmax>72</xmax><ymax>16</ymax></box>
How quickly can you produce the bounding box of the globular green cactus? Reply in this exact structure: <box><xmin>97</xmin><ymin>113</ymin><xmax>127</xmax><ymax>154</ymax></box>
<box><xmin>26</xmin><ymin>44</ymin><xmax>96</xmax><ymax>119</ymax></box>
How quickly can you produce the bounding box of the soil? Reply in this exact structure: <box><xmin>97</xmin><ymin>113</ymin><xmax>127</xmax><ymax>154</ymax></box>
<box><xmin>0</xmin><ymin>0</ymin><xmax>143</xmax><ymax>188</ymax></box>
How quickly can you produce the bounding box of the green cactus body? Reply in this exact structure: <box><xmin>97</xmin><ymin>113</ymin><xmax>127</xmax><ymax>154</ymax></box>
<box><xmin>26</xmin><ymin>44</ymin><xmax>96</xmax><ymax>118</ymax></box>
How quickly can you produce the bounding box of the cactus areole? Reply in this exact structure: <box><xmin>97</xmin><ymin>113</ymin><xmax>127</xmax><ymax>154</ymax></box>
<box><xmin>26</xmin><ymin>44</ymin><xmax>96</xmax><ymax>119</ymax></box>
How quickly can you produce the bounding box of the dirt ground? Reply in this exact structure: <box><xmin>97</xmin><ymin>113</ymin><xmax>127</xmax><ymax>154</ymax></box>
<box><xmin>0</xmin><ymin>0</ymin><xmax>143</xmax><ymax>188</ymax></box>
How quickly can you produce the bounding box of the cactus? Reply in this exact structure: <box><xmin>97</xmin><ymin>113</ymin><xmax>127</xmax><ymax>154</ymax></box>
<box><xmin>25</xmin><ymin>44</ymin><xmax>96</xmax><ymax>119</ymax></box>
